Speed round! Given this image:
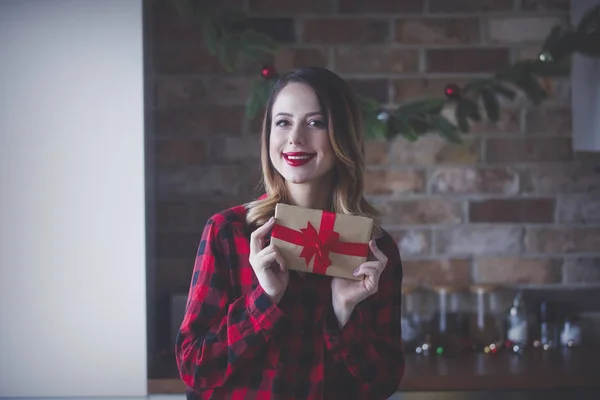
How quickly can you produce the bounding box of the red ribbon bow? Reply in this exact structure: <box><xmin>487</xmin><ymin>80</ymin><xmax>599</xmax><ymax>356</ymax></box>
<box><xmin>271</xmin><ymin>210</ymin><xmax>369</xmax><ymax>275</ymax></box>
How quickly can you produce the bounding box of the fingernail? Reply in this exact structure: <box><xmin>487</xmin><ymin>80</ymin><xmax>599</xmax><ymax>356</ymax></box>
<box><xmin>353</xmin><ymin>268</ymin><xmax>359</xmax><ymax>276</ymax></box>
<box><xmin>269</xmin><ymin>217</ymin><xmax>275</xmax><ymax>223</ymax></box>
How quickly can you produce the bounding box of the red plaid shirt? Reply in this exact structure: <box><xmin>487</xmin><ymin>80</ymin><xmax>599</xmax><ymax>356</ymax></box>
<box><xmin>176</xmin><ymin>201</ymin><xmax>405</xmax><ymax>400</ymax></box>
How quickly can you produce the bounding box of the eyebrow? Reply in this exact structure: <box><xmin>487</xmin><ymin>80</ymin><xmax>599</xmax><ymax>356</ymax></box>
<box><xmin>274</xmin><ymin>111</ymin><xmax>323</xmax><ymax>118</ymax></box>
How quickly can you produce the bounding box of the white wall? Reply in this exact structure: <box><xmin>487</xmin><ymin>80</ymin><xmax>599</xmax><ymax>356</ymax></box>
<box><xmin>0</xmin><ymin>0</ymin><xmax>148</xmax><ymax>398</ymax></box>
<box><xmin>571</xmin><ymin>0</ymin><xmax>600</xmax><ymax>152</ymax></box>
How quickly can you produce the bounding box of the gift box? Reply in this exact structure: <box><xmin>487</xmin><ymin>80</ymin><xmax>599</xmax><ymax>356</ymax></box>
<box><xmin>271</xmin><ymin>203</ymin><xmax>374</xmax><ymax>280</ymax></box>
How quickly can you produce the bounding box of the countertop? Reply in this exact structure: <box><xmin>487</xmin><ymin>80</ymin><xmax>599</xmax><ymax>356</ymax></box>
<box><xmin>148</xmin><ymin>347</ymin><xmax>600</xmax><ymax>394</ymax></box>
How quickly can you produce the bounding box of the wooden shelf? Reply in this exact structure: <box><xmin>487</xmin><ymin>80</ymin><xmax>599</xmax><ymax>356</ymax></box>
<box><xmin>148</xmin><ymin>347</ymin><xmax>600</xmax><ymax>394</ymax></box>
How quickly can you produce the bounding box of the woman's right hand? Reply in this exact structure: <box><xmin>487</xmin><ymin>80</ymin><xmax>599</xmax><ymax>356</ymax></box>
<box><xmin>249</xmin><ymin>217</ymin><xmax>289</xmax><ymax>304</ymax></box>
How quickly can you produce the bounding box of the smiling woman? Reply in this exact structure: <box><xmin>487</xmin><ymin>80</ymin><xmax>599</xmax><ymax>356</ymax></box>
<box><xmin>247</xmin><ymin>67</ymin><xmax>381</xmax><ymax>230</ymax></box>
<box><xmin>174</xmin><ymin>67</ymin><xmax>405</xmax><ymax>400</ymax></box>
<box><xmin>269</xmin><ymin>82</ymin><xmax>336</xmax><ymax>197</ymax></box>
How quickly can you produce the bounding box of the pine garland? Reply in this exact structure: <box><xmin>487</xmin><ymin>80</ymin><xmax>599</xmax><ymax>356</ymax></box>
<box><xmin>172</xmin><ymin>1</ymin><xmax>600</xmax><ymax>143</ymax></box>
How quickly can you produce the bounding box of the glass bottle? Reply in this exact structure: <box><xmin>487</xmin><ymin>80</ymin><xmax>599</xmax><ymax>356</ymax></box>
<box><xmin>560</xmin><ymin>313</ymin><xmax>582</xmax><ymax>347</ymax></box>
<box><xmin>430</xmin><ymin>285</ymin><xmax>469</xmax><ymax>356</ymax></box>
<box><xmin>505</xmin><ymin>291</ymin><xmax>528</xmax><ymax>348</ymax></box>
<box><xmin>469</xmin><ymin>284</ymin><xmax>502</xmax><ymax>352</ymax></box>
<box><xmin>539</xmin><ymin>301</ymin><xmax>558</xmax><ymax>349</ymax></box>
<box><xmin>401</xmin><ymin>284</ymin><xmax>424</xmax><ymax>353</ymax></box>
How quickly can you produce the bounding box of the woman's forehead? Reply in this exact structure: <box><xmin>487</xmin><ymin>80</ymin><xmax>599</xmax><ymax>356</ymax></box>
<box><xmin>272</xmin><ymin>82</ymin><xmax>321</xmax><ymax>114</ymax></box>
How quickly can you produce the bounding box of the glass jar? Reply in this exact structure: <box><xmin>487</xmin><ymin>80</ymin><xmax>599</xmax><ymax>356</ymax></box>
<box><xmin>429</xmin><ymin>285</ymin><xmax>470</xmax><ymax>356</ymax></box>
<box><xmin>468</xmin><ymin>284</ymin><xmax>503</xmax><ymax>352</ymax></box>
<box><xmin>505</xmin><ymin>290</ymin><xmax>529</xmax><ymax>351</ymax></box>
<box><xmin>560</xmin><ymin>313</ymin><xmax>583</xmax><ymax>348</ymax></box>
<box><xmin>401</xmin><ymin>284</ymin><xmax>425</xmax><ymax>352</ymax></box>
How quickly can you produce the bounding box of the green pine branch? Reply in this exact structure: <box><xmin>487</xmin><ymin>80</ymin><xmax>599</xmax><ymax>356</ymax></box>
<box><xmin>172</xmin><ymin>0</ymin><xmax>599</xmax><ymax>143</ymax></box>
<box><xmin>172</xmin><ymin>0</ymin><xmax>279</xmax><ymax>72</ymax></box>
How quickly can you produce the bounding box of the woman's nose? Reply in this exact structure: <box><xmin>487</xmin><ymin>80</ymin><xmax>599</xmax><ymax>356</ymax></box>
<box><xmin>288</xmin><ymin>125</ymin><xmax>304</xmax><ymax>144</ymax></box>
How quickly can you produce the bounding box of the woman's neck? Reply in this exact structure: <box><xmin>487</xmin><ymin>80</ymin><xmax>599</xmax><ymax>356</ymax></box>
<box><xmin>285</xmin><ymin>178</ymin><xmax>333</xmax><ymax>211</ymax></box>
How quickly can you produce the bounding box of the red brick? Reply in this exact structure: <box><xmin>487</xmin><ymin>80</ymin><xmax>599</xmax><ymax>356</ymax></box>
<box><xmin>395</xmin><ymin>18</ymin><xmax>480</xmax><ymax>45</ymax></box>
<box><xmin>469</xmin><ymin>198</ymin><xmax>556</xmax><ymax>223</ymax></box>
<box><xmin>248</xmin><ymin>0</ymin><xmax>331</xmax><ymax>14</ymax></box>
<box><xmin>563</xmin><ymin>258</ymin><xmax>600</xmax><ymax>284</ymax></box>
<box><xmin>247</xmin><ymin>110</ymin><xmax>267</xmax><ymax>134</ymax></box>
<box><xmin>210</xmin><ymin>137</ymin><xmax>261</xmax><ymax>162</ymax></box>
<box><xmin>403</xmin><ymin>259</ymin><xmax>472</xmax><ymax>286</ymax></box>
<box><xmin>558</xmin><ymin>195</ymin><xmax>600</xmax><ymax>224</ymax></box>
<box><xmin>302</xmin><ymin>19</ymin><xmax>389</xmax><ymax>44</ymax></box>
<box><xmin>388</xmin><ymin>229</ymin><xmax>431</xmax><ymax>256</ymax></box>
<box><xmin>244</xmin><ymin>18</ymin><xmax>296</xmax><ymax>43</ymax></box>
<box><xmin>520</xmin><ymin>164</ymin><xmax>600</xmax><ymax>194</ymax></box>
<box><xmin>470</xmin><ymin>107</ymin><xmax>521</xmax><ymax>134</ymax></box>
<box><xmin>245</xmin><ymin>164</ymin><xmax>265</xmax><ymax>198</ymax></box>
<box><xmin>474</xmin><ymin>257</ymin><xmax>562</xmax><ymax>284</ymax></box>
<box><xmin>154</xmin><ymin>77</ymin><xmax>206</xmax><ymax>110</ymax></box>
<box><xmin>154</xmin><ymin>77</ymin><xmax>255</xmax><ymax>108</ymax></box>
<box><xmin>430</xmin><ymin>167</ymin><xmax>519</xmax><ymax>195</ymax></box>
<box><xmin>157</xmin><ymin>231</ymin><xmax>203</xmax><ymax>259</ymax></box>
<box><xmin>274</xmin><ymin>48</ymin><xmax>329</xmax><ymax>70</ymax></box>
<box><xmin>347</xmin><ymin>79</ymin><xmax>389</xmax><ymax>103</ymax></box>
<box><xmin>537</xmin><ymin>77</ymin><xmax>571</xmax><ymax>105</ymax></box>
<box><xmin>526</xmin><ymin>227</ymin><xmax>600</xmax><ymax>254</ymax></box>
<box><xmin>339</xmin><ymin>0</ymin><xmax>424</xmax><ymax>13</ymax></box>
<box><xmin>485</xmin><ymin>138</ymin><xmax>573</xmax><ymax>163</ymax></box>
<box><xmin>435</xmin><ymin>226</ymin><xmax>523</xmax><ymax>255</ymax></box>
<box><xmin>427</xmin><ymin>48</ymin><xmax>510</xmax><ymax>73</ymax></box>
<box><xmin>335</xmin><ymin>48</ymin><xmax>419</xmax><ymax>73</ymax></box>
<box><xmin>156</xmin><ymin>139</ymin><xmax>207</xmax><ymax>166</ymax></box>
<box><xmin>429</xmin><ymin>0</ymin><xmax>513</xmax><ymax>13</ymax></box>
<box><xmin>521</xmin><ymin>0</ymin><xmax>570</xmax><ymax>11</ymax></box>
<box><xmin>155</xmin><ymin>106</ymin><xmax>245</xmax><ymax>136</ymax></box>
<box><xmin>157</xmin><ymin>201</ymin><xmax>192</xmax><ymax>230</ymax></box>
<box><xmin>157</xmin><ymin>165</ymin><xmax>245</xmax><ymax>196</ymax></box>
<box><xmin>486</xmin><ymin>17</ymin><xmax>565</xmax><ymax>43</ymax></box>
<box><xmin>393</xmin><ymin>136</ymin><xmax>481</xmax><ymax>165</ymax></box>
<box><xmin>154</xmin><ymin>45</ymin><xmax>234</xmax><ymax>75</ymax></box>
<box><xmin>382</xmin><ymin>199</ymin><xmax>463</xmax><ymax>225</ymax></box>
<box><xmin>364</xmin><ymin>169</ymin><xmax>425</xmax><ymax>195</ymax></box>
<box><xmin>244</xmin><ymin>48</ymin><xmax>329</xmax><ymax>74</ymax></box>
<box><xmin>204</xmin><ymin>77</ymin><xmax>254</xmax><ymax>105</ymax></box>
<box><xmin>525</xmin><ymin>107</ymin><xmax>572</xmax><ymax>135</ymax></box>
<box><xmin>365</xmin><ymin>140</ymin><xmax>390</xmax><ymax>165</ymax></box>
<box><xmin>393</xmin><ymin>78</ymin><xmax>472</xmax><ymax>103</ymax></box>
<box><xmin>151</xmin><ymin>0</ymin><xmax>204</xmax><ymax>45</ymax></box>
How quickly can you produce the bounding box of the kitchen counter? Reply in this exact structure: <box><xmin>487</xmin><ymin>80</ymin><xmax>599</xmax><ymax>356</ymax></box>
<box><xmin>148</xmin><ymin>347</ymin><xmax>600</xmax><ymax>394</ymax></box>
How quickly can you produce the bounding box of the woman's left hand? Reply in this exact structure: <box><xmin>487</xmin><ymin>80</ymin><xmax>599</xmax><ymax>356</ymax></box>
<box><xmin>331</xmin><ymin>239</ymin><xmax>388</xmax><ymax>327</ymax></box>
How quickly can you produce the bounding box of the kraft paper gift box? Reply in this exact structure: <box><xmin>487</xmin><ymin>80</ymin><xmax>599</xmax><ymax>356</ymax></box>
<box><xmin>271</xmin><ymin>203</ymin><xmax>374</xmax><ymax>281</ymax></box>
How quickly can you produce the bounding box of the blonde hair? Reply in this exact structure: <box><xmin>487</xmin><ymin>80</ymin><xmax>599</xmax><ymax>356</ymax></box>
<box><xmin>245</xmin><ymin>67</ymin><xmax>382</xmax><ymax>237</ymax></box>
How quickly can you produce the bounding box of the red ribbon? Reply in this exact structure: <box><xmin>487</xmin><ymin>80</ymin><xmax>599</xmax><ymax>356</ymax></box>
<box><xmin>271</xmin><ymin>210</ymin><xmax>369</xmax><ymax>275</ymax></box>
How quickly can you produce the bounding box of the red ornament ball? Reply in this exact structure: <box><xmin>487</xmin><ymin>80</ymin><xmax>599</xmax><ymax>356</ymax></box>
<box><xmin>444</xmin><ymin>83</ymin><xmax>461</xmax><ymax>100</ymax></box>
<box><xmin>261</xmin><ymin>65</ymin><xmax>276</xmax><ymax>79</ymax></box>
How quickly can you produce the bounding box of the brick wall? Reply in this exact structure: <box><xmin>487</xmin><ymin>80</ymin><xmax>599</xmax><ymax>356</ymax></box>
<box><xmin>147</xmin><ymin>0</ymin><xmax>600</xmax><ymax>351</ymax></box>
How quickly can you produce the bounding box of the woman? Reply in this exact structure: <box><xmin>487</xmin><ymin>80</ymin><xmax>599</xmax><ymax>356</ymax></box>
<box><xmin>175</xmin><ymin>67</ymin><xmax>405</xmax><ymax>400</ymax></box>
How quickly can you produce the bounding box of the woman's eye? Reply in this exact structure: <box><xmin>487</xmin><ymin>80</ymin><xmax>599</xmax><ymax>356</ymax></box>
<box><xmin>275</xmin><ymin>120</ymin><xmax>290</xmax><ymax>127</ymax></box>
<box><xmin>308</xmin><ymin>120</ymin><xmax>326</xmax><ymax>128</ymax></box>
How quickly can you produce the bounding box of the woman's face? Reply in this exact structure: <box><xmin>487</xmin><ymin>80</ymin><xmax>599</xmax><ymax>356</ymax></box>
<box><xmin>269</xmin><ymin>82</ymin><xmax>336</xmax><ymax>186</ymax></box>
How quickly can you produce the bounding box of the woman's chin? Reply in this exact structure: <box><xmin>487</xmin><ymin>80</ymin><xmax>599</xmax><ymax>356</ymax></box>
<box><xmin>285</xmin><ymin>175</ymin><xmax>313</xmax><ymax>185</ymax></box>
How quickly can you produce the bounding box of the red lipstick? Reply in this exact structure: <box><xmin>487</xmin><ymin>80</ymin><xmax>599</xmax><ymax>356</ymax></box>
<box><xmin>282</xmin><ymin>152</ymin><xmax>316</xmax><ymax>167</ymax></box>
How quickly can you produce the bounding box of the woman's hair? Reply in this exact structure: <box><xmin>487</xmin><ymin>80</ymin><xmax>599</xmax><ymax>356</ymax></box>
<box><xmin>245</xmin><ymin>66</ymin><xmax>382</xmax><ymax>237</ymax></box>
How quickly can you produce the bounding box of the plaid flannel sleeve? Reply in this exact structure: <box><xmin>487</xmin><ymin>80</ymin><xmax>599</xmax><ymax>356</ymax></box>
<box><xmin>322</xmin><ymin>232</ymin><xmax>405</xmax><ymax>399</ymax></box>
<box><xmin>175</xmin><ymin>216</ymin><xmax>287</xmax><ymax>391</ymax></box>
